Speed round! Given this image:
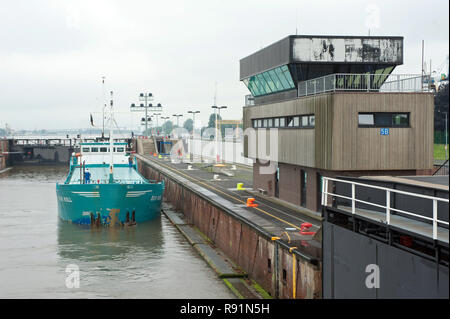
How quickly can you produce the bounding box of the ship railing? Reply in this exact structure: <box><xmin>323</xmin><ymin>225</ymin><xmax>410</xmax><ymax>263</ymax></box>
<box><xmin>321</xmin><ymin>177</ymin><xmax>449</xmax><ymax>241</ymax></box>
<box><xmin>72</xmin><ymin>179</ymin><xmax>148</xmax><ymax>184</ymax></box>
<box><xmin>298</xmin><ymin>73</ymin><xmax>431</xmax><ymax>97</ymax></box>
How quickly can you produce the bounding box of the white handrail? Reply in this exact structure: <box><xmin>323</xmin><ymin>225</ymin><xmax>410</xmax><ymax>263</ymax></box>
<box><xmin>298</xmin><ymin>73</ymin><xmax>430</xmax><ymax>97</ymax></box>
<box><xmin>321</xmin><ymin>177</ymin><xmax>449</xmax><ymax>240</ymax></box>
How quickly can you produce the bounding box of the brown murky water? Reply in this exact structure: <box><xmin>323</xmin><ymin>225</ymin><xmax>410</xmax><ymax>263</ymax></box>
<box><xmin>0</xmin><ymin>166</ymin><xmax>235</xmax><ymax>298</ymax></box>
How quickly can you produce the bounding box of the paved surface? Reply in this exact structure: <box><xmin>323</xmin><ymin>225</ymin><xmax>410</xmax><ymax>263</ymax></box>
<box><xmin>138</xmin><ymin>154</ymin><xmax>322</xmax><ymax>260</ymax></box>
<box><xmin>400</xmin><ymin>175</ymin><xmax>449</xmax><ymax>187</ymax></box>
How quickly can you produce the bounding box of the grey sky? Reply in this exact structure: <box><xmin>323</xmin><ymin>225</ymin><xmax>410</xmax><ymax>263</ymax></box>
<box><xmin>0</xmin><ymin>0</ymin><xmax>448</xmax><ymax>131</ymax></box>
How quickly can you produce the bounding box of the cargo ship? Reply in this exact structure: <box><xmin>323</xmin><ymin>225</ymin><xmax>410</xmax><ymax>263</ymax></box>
<box><xmin>56</xmin><ymin>91</ymin><xmax>164</xmax><ymax>226</ymax></box>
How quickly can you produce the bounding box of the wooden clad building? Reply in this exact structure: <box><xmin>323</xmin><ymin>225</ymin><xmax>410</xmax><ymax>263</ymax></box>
<box><xmin>240</xmin><ymin>35</ymin><xmax>435</xmax><ymax>213</ymax></box>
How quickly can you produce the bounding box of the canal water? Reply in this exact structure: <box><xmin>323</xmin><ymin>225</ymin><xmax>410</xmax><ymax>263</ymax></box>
<box><xmin>0</xmin><ymin>166</ymin><xmax>235</xmax><ymax>298</ymax></box>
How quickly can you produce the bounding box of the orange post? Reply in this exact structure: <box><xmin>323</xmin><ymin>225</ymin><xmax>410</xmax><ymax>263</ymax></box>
<box><xmin>246</xmin><ymin>198</ymin><xmax>258</xmax><ymax>207</ymax></box>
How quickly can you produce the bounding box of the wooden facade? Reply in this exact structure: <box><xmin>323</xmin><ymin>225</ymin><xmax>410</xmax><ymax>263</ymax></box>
<box><xmin>243</xmin><ymin>92</ymin><xmax>434</xmax><ymax>172</ymax></box>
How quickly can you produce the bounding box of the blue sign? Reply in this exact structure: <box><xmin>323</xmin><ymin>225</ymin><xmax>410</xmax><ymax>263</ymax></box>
<box><xmin>380</xmin><ymin>128</ymin><xmax>390</xmax><ymax>136</ymax></box>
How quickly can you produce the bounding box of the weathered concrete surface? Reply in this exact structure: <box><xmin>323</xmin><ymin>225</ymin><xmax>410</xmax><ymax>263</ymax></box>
<box><xmin>138</xmin><ymin>154</ymin><xmax>322</xmax><ymax>299</ymax></box>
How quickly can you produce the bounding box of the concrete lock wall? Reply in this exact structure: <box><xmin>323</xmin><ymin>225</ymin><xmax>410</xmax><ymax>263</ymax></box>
<box><xmin>139</xmin><ymin>160</ymin><xmax>322</xmax><ymax>299</ymax></box>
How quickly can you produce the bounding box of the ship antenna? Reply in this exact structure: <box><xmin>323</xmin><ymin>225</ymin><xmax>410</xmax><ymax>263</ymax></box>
<box><xmin>108</xmin><ymin>91</ymin><xmax>114</xmax><ymax>183</ymax></box>
<box><xmin>102</xmin><ymin>76</ymin><xmax>106</xmax><ymax>140</ymax></box>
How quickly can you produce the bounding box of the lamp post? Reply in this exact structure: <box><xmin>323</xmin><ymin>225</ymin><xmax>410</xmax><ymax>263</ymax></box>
<box><xmin>172</xmin><ymin>114</ymin><xmax>183</xmax><ymax>139</ymax></box>
<box><xmin>188</xmin><ymin>110</ymin><xmax>200</xmax><ymax>162</ymax></box>
<box><xmin>187</xmin><ymin>110</ymin><xmax>200</xmax><ymax>134</ymax></box>
<box><xmin>153</xmin><ymin>113</ymin><xmax>161</xmax><ymax>136</ymax></box>
<box><xmin>140</xmin><ymin>93</ymin><xmax>152</xmax><ymax>136</ymax></box>
<box><xmin>211</xmin><ymin>105</ymin><xmax>227</xmax><ymax>163</ymax></box>
<box><xmin>130</xmin><ymin>93</ymin><xmax>163</xmax><ymax>137</ymax></box>
<box><xmin>172</xmin><ymin>114</ymin><xmax>183</xmax><ymax>128</ymax></box>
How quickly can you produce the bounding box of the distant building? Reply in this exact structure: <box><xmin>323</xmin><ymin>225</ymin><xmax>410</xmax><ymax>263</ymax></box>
<box><xmin>241</xmin><ymin>35</ymin><xmax>434</xmax><ymax>213</ymax></box>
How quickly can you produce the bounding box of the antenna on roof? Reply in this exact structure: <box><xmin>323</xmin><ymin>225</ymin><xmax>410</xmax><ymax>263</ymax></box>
<box><xmin>214</xmin><ymin>81</ymin><xmax>218</xmax><ymax>106</ymax></box>
<box><xmin>295</xmin><ymin>9</ymin><xmax>298</xmax><ymax>35</ymax></box>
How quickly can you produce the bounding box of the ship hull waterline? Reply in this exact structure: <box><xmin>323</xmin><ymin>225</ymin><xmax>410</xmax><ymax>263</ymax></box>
<box><xmin>56</xmin><ymin>182</ymin><xmax>164</xmax><ymax>225</ymax></box>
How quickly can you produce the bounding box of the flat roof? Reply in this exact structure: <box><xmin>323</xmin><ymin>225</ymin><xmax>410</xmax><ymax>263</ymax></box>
<box><xmin>360</xmin><ymin>175</ymin><xmax>449</xmax><ymax>191</ymax></box>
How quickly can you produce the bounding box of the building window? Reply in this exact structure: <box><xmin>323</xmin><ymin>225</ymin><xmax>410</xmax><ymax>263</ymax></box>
<box><xmin>287</xmin><ymin>116</ymin><xmax>295</xmax><ymax>127</ymax></box>
<box><xmin>91</xmin><ymin>147</ymin><xmax>98</xmax><ymax>152</ymax></box>
<box><xmin>301</xmin><ymin>116</ymin><xmax>309</xmax><ymax>127</ymax></box>
<box><xmin>252</xmin><ymin>114</ymin><xmax>315</xmax><ymax>129</ymax></box>
<box><xmin>82</xmin><ymin>147</ymin><xmax>90</xmax><ymax>152</ymax></box>
<box><xmin>100</xmin><ymin>147</ymin><xmax>108</xmax><ymax>152</ymax></box>
<box><xmin>242</xmin><ymin>65</ymin><xmax>295</xmax><ymax>97</ymax></box>
<box><xmin>358</xmin><ymin>114</ymin><xmax>374</xmax><ymax>126</ymax></box>
<box><xmin>358</xmin><ymin>113</ymin><xmax>410</xmax><ymax>127</ymax></box>
<box><xmin>274</xmin><ymin>118</ymin><xmax>280</xmax><ymax>127</ymax></box>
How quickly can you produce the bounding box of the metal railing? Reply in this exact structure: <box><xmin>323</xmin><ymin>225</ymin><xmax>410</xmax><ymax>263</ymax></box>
<box><xmin>321</xmin><ymin>177</ymin><xmax>449</xmax><ymax>240</ymax></box>
<box><xmin>71</xmin><ymin>178</ymin><xmax>148</xmax><ymax>185</ymax></box>
<box><xmin>298</xmin><ymin>73</ymin><xmax>431</xmax><ymax>97</ymax></box>
<box><xmin>433</xmin><ymin>159</ymin><xmax>449</xmax><ymax>176</ymax></box>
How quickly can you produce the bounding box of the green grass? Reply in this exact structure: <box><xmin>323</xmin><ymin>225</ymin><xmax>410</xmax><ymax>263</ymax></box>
<box><xmin>434</xmin><ymin>144</ymin><xmax>448</xmax><ymax>161</ymax></box>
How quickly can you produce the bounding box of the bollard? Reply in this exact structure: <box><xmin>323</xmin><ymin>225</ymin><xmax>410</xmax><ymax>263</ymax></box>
<box><xmin>246</xmin><ymin>198</ymin><xmax>258</xmax><ymax>207</ymax></box>
<box><xmin>299</xmin><ymin>222</ymin><xmax>315</xmax><ymax>235</ymax></box>
<box><xmin>236</xmin><ymin>183</ymin><xmax>244</xmax><ymax>190</ymax></box>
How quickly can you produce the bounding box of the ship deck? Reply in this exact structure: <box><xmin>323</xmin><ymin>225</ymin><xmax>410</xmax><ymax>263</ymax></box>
<box><xmin>68</xmin><ymin>165</ymin><xmax>147</xmax><ymax>184</ymax></box>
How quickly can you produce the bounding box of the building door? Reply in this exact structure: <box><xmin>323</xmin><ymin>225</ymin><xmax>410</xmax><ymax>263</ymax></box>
<box><xmin>317</xmin><ymin>173</ymin><xmax>323</xmax><ymax>212</ymax></box>
<box><xmin>301</xmin><ymin>170</ymin><xmax>307</xmax><ymax>207</ymax></box>
<box><xmin>275</xmin><ymin>166</ymin><xmax>279</xmax><ymax>198</ymax></box>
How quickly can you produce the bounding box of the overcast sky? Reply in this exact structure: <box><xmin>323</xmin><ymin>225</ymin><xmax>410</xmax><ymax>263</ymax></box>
<box><xmin>0</xmin><ymin>0</ymin><xmax>448</xmax><ymax>131</ymax></box>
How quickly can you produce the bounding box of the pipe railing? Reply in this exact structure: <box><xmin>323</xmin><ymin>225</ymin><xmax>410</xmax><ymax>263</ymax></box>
<box><xmin>321</xmin><ymin>176</ymin><xmax>449</xmax><ymax>240</ymax></box>
<box><xmin>298</xmin><ymin>73</ymin><xmax>431</xmax><ymax>97</ymax></box>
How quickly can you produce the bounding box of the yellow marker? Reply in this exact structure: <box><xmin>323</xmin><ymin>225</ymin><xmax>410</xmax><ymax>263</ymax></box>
<box><xmin>236</xmin><ymin>183</ymin><xmax>244</xmax><ymax>190</ymax></box>
<box><xmin>271</xmin><ymin>236</ymin><xmax>280</xmax><ymax>241</ymax></box>
<box><xmin>158</xmin><ymin>155</ymin><xmax>162</xmax><ymax>159</ymax></box>
<box><xmin>292</xmin><ymin>253</ymin><xmax>297</xmax><ymax>299</ymax></box>
<box><xmin>281</xmin><ymin>231</ymin><xmax>291</xmax><ymax>243</ymax></box>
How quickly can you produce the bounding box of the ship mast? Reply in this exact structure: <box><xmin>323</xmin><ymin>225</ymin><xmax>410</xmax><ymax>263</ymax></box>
<box><xmin>108</xmin><ymin>91</ymin><xmax>114</xmax><ymax>183</ymax></box>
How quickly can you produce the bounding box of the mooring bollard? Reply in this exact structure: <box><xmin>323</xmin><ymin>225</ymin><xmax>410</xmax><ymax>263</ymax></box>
<box><xmin>246</xmin><ymin>198</ymin><xmax>258</xmax><ymax>207</ymax></box>
<box><xmin>236</xmin><ymin>182</ymin><xmax>244</xmax><ymax>190</ymax></box>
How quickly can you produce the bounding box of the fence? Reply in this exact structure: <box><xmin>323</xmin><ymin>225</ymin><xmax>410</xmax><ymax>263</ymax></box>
<box><xmin>321</xmin><ymin>176</ymin><xmax>449</xmax><ymax>241</ymax></box>
<box><xmin>298</xmin><ymin>73</ymin><xmax>431</xmax><ymax>97</ymax></box>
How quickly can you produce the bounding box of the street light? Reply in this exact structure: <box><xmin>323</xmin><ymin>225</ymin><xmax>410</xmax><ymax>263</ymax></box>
<box><xmin>188</xmin><ymin>110</ymin><xmax>200</xmax><ymax>161</ymax></box>
<box><xmin>187</xmin><ymin>110</ymin><xmax>200</xmax><ymax>134</ymax></box>
<box><xmin>161</xmin><ymin>116</ymin><xmax>170</xmax><ymax>135</ymax></box>
<box><xmin>130</xmin><ymin>93</ymin><xmax>163</xmax><ymax>137</ymax></box>
<box><xmin>172</xmin><ymin>114</ymin><xmax>183</xmax><ymax>128</ymax></box>
<box><xmin>211</xmin><ymin>105</ymin><xmax>227</xmax><ymax>163</ymax></box>
<box><xmin>153</xmin><ymin>113</ymin><xmax>161</xmax><ymax>136</ymax></box>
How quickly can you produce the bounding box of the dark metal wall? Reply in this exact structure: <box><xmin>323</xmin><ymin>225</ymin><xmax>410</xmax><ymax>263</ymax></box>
<box><xmin>240</xmin><ymin>37</ymin><xmax>291</xmax><ymax>80</ymax></box>
<box><xmin>323</xmin><ymin>221</ymin><xmax>449</xmax><ymax>299</ymax></box>
<box><xmin>253</xmin><ymin>89</ymin><xmax>297</xmax><ymax>105</ymax></box>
